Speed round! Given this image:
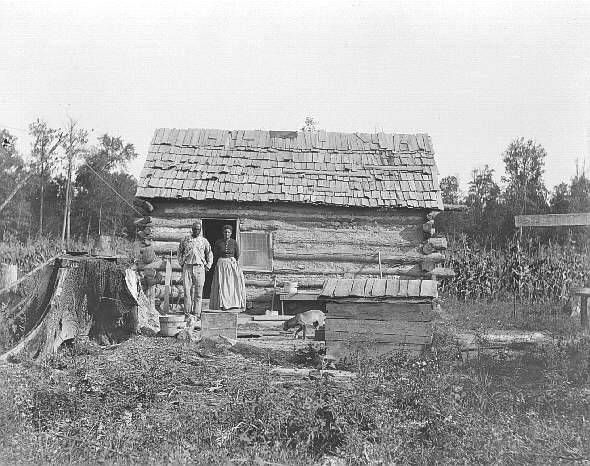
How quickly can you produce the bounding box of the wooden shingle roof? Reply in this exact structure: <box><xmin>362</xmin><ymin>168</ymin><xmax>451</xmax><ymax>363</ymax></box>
<box><xmin>136</xmin><ymin>128</ymin><xmax>443</xmax><ymax>210</ymax></box>
<box><xmin>320</xmin><ymin>278</ymin><xmax>438</xmax><ymax>299</ymax></box>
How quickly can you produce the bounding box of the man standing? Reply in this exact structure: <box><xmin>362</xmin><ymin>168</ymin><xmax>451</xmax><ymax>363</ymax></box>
<box><xmin>177</xmin><ymin>220</ymin><xmax>213</xmax><ymax>318</ymax></box>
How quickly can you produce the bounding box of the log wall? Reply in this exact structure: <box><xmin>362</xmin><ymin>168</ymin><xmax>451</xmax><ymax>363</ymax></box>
<box><xmin>135</xmin><ymin>200</ymin><xmax>447</xmax><ymax>308</ymax></box>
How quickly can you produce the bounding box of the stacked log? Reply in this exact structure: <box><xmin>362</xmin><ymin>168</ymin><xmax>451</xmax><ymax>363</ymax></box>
<box><xmin>133</xmin><ymin>201</ymin><xmax>161</xmax><ymax>312</ymax></box>
<box><xmin>132</xmin><ymin>200</ymin><xmax>453</xmax><ymax>308</ymax></box>
<box><xmin>420</xmin><ymin>211</ymin><xmax>453</xmax><ymax>279</ymax></box>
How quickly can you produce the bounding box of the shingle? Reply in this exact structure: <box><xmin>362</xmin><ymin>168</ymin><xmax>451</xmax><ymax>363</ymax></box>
<box><xmin>137</xmin><ymin>128</ymin><xmax>442</xmax><ymax>210</ymax></box>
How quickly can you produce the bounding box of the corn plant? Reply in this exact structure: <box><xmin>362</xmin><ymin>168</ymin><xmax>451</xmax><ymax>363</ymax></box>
<box><xmin>441</xmin><ymin>234</ymin><xmax>590</xmax><ymax>304</ymax></box>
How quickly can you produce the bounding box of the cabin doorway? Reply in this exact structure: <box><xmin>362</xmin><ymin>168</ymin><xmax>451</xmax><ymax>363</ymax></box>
<box><xmin>201</xmin><ymin>218</ymin><xmax>238</xmax><ymax>299</ymax></box>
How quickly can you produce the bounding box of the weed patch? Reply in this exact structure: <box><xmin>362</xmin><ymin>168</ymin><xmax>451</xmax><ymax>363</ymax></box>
<box><xmin>1</xmin><ymin>326</ymin><xmax>589</xmax><ymax>464</ymax></box>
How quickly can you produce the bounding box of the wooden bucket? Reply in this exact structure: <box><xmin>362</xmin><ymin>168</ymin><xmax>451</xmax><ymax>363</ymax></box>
<box><xmin>159</xmin><ymin>314</ymin><xmax>186</xmax><ymax>337</ymax></box>
<box><xmin>284</xmin><ymin>281</ymin><xmax>298</xmax><ymax>294</ymax></box>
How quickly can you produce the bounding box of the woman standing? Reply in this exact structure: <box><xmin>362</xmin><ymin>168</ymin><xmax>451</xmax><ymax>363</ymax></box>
<box><xmin>209</xmin><ymin>225</ymin><xmax>246</xmax><ymax>310</ymax></box>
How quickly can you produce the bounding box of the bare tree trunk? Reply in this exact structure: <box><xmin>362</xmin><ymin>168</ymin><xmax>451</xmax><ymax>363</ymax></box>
<box><xmin>61</xmin><ymin>156</ymin><xmax>72</xmax><ymax>243</ymax></box>
<box><xmin>98</xmin><ymin>204</ymin><xmax>102</xmax><ymax>236</ymax></box>
<box><xmin>39</xmin><ymin>152</ymin><xmax>45</xmax><ymax>236</ymax></box>
<box><xmin>86</xmin><ymin>215</ymin><xmax>91</xmax><ymax>243</ymax></box>
<box><xmin>67</xmin><ymin>199</ymin><xmax>71</xmax><ymax>245</ymax></box>
<box><xmin>61</xmin><ymin>156</ymin><xmax>74</xmax><ymax>245</ymax></box>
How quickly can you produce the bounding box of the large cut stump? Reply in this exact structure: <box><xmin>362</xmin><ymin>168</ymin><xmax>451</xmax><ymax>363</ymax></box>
<box><xmin>0</xmin><ymin>256</ymin><xmax>137</xmax><ymax>361</ymax></box>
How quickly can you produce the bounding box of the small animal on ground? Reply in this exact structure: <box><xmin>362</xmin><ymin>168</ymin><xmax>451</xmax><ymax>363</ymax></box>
<box><xmin>282</xmin><ymin>310</ymin><xmax>325</xmax><ymax>340</ymax></box>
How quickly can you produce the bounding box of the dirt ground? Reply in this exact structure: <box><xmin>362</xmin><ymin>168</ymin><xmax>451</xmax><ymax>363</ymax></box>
<box><xmin>1</xmin><ymin>301</ymin><xmax>589</xmax><ymax>464</ymax></box>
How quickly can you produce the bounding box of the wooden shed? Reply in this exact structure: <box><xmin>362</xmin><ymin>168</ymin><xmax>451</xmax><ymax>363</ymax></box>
<box><xmin>134</xmin><ymin>128</ymin><xmax>449</xmax><ymax>310</ymax></box>
<box><xmin>319</xmin><ymin>277</ymin><xmax>437</xmax><ymax>358</ymax></box>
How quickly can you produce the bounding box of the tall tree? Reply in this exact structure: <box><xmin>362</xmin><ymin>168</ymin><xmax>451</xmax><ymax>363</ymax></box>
<box><xmin>465</xmin><ymin>165</ymin><xmax>506</xmax><ymax>240</ymax></box>
<box><xmin>550</xmin><ymin>182</ymin><xmax>571</xmax><ymax>214</ymax></box>
<box><xmin>60</xmin><ymin>118</ymin><xmax>88</xmax><ymax>244</ymax></box>
<box><xmin>301</xmin><ymin>117</ymin><xmax>318</xmax><ymax>132</ymax></box>
<box><xmin>439</xmin><ymin>175</ymin><xmax>461</xmax><ymax>204</ymax></box>
<box><xmin>29</xmin><ymin>119</ymin><xmax>63</xmax><ymax>235</ymax></box>
<box><xmin>0</xmin><ymin>130</ymin><xmax>31</xmax><ymax>236</ymax></box>
<box><xmin>73</xmin><ymin>134</ymin><xmax>138</xmax><ymax>239</ymax></box>
<box><xmin>568</xmin><ymin>164</ymin><xmax>590</xmax><ymax>213</ymax></box>
<box><xmin>502</xmin><ymin>137</ymin><xmax>548</xmax><ymax>215</ymax></box>
<box><xmin>466</xmin><ymin>166</ymin><xmax>500</xmax><ymax>214</ymax></box>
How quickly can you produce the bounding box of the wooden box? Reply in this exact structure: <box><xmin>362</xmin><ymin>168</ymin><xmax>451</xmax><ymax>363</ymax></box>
<box><xmin>201</xmin><ymin>311</ymin><xmax>238</xmax><ymax>339</ymax></box>
<box><xmin>319</xmin><ymin>278</ymin><xmax>436</xmax><ymax>360</ymax></box>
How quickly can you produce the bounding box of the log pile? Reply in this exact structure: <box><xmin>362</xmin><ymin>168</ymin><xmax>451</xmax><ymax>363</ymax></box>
<box><xmin>420</xmin><ymin>212</ymin><xmax>454</xmax><ymax>279</ymax></box>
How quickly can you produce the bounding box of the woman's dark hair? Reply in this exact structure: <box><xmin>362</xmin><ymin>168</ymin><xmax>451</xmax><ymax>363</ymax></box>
<box><xmin>222</xmin><ymin>224</ymin><xmax>233</xmax><ymax>233</ymax></box>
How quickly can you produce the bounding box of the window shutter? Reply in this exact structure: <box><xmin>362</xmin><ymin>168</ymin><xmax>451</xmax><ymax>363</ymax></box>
<box><xmin>239</xmin><ymin>232</ymin><xmax>272</xmax><ymax>272</ymax></box>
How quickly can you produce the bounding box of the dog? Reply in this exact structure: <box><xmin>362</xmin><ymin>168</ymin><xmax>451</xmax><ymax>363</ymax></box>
<box><xmin>282</xmin><ymin>310</ymin><xmax>325</xmax><ymax>340</ymax></box>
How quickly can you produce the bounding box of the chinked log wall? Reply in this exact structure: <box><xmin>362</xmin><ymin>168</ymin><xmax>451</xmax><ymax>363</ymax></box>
<box><xmin>136</xmin><ymin>200</ymin><xmax>445</xmax><ymax>304</ymax></box>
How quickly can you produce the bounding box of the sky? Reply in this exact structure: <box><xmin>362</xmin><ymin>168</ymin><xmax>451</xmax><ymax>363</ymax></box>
<box><xmin>1</xmin><ymin>0</ymin><xmax>589</xmax><ymax>193</ymax></box>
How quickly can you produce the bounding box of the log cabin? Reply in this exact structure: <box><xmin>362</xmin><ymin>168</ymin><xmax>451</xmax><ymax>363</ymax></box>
<box><xmin>134</xmin><ymin>128</ymin><xmax>448</xmax><ymax>311</ymax></box>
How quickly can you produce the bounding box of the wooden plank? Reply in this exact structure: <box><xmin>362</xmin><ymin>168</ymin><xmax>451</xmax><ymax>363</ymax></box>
<box><xmin>280</xmin><ymin>293</ymin><xmax>321</xmax><ymax>302</ymax></box>
<box><xmin>371</xmin><ymin>279</ymin><xmax>387</xmax><ymax>297</ymax></box>
<box><xmin>364</xmin><ymin>278</ymin><xmax>376</xmax><ymax>296</ymax></box>
<box><xmin>327</xmin><ymin>318</ymin><xmax>432</xmax><ymax>336</ymax></box>
<box><xmin>321</xmin><ymin>279</ymin><xmax>338</xmax><ymax>298</ymax></box>
<box><xmin>333</xmin><ymin>279</ymin><xmax>354</xmax><ymax>297</ymax></box>
<box><xmin>420</xmin><ymin>279</ymin><xmax>437</xmax><ymax>297</ymax></box>
<box><xmin>251</xmin><ymin>315</ymin><xmax>291</xmax><ymax>321</ymax></box>
<box><xmin>326</xmin><ymin>302</ymin><xmax>432</xmax><ymax>321</ymax></box>
<box><xmin>325</xmin><ymin>331</ymin><xmax>431</xmax><ymax>345</ymax></box>
<box><xmin>515</xmin><ymin>213</ymin><xmax>590</xmax><ymax>228</ymax></box>
<box><xmin>350</xmin><ymin>279</ymin><xmax>367</xmax><ymax>297</ymax></box>
<box><xmin>398</xmin><ymin>280</ymin><xmax>409</xmax><ymax>297</ymax></box>
<box><xmin>385</xmin><ymin>277</ymin><xmax>400</xmax><ymax>297</ymax></box>
<box><xmin>154</xmin><ymin>200</ymin><xmax>425</xmax><ymax>225</ymax></box>
<box><xmin>162</xmin><ymin>256</ymin><xmax>172</xmax><ymax>314</ymax></box>
<box><xmin>407</xmin><ymin>280</ymin><xmax>421</xmax><ymax>297</ymax></box>
<box><xmin>323</xmin><ymin>298</ymin><xmax>432</xmax><ymax>304</ymax></box>
<box><xmin>273</xmin><ymin>251</ymin><xmax>445</xmax><ymax>265</ymax></box>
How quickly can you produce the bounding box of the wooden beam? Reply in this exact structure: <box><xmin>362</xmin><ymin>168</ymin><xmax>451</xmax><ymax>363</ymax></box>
<box><xmin>515</xmin><ymin>213</ymin><xmax>590</xmax><ymax>228</ymax></box>
<box><xmin>273</xmin><ymin>251</ymin><xmax>445</xmax><ymax>265</ymax></box>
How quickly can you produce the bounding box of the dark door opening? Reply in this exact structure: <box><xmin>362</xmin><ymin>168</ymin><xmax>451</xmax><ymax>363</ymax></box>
<box><xmin>201</xmin><ymin>218</ymin><xmax>237</xmax><ymax>299</ymax></box>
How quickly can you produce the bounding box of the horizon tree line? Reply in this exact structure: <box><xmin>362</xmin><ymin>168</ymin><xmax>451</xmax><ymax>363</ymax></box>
<box><xmin>0</xmin><ymin>119</ymin><xmax>138</xmax><ymax>244</ymax></box>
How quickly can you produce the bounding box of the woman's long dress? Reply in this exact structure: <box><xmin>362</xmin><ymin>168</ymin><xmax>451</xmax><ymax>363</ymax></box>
<box><xmin>209</xmin><ymin>238</ymin><xmax>246</xmax><ymax>310</ymax></box>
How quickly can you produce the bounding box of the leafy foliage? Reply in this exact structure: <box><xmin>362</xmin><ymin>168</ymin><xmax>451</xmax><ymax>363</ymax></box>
<box><xmin>1</xmin><ymin>119</ymin><xmax>138</xmax><ymax>241</ymax></box>
<box><xmin>439</xmin><ymin>175</ymin><xmax>460</xmax><ymax>204</ymax></box>
<box><xmin>437</xmin><ymin>138</ymin><xmax>589</xmax><ymax>245</ymax></box>
<box><xmin>73</xmin><ymin>134</ymin><xmax>138</xmax><ymax>238</ymax></box>
<box><xmin>0</xmin><ymin>130</ymin><xmax>32</xmax><ymax>236</ymax></box>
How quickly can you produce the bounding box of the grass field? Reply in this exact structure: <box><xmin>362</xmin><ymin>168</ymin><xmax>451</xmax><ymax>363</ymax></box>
<box><xmin>0</xmin><ymin>301</ymin><xmax>589</xmax><ymax>465</ymax></box>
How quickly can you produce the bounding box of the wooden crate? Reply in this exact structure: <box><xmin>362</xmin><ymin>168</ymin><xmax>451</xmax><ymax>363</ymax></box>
<box><xmin>324</xmin><ymin>302</ymin><xmax>433</xmax><ymax>359</ymax></box>
<box><xmin>201</xmin><ymin>311</ymin><xmax>238</xmax><ymax>339</ymax></box>
<box><xmin>319</xmin><ymin>279</ymin><xmax>437</xmax><ymax>360</ymax></box>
